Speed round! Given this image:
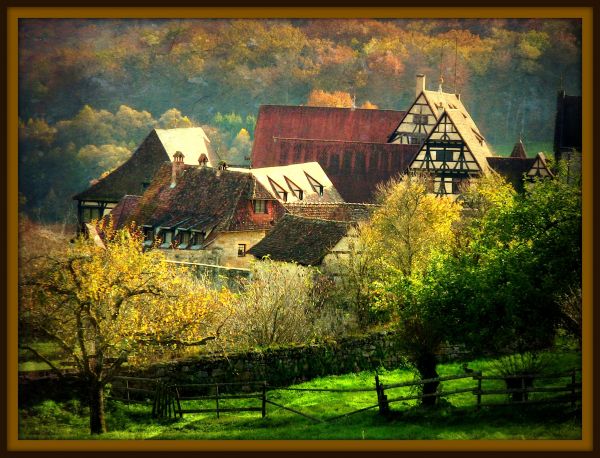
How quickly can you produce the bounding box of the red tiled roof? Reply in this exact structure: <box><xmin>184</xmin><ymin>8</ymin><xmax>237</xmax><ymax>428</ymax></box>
<box><xmin>109</xmin><ymin>195</ymin><xmax>142</xmax><ymax>229</ymax></box>
<box><xmin>251</xmin><ymin>105</ymin><xmax>407</xmax><ymax>166</ymax></box>
<box><xmin>284</xmin><ymin>202</ymin><xmax>377</xmax><ymax>222</ymax></box>
<box><xmin>127</xmin><ymin>163</ymin><xmax>286</xmax><ymax>233</ymax></box>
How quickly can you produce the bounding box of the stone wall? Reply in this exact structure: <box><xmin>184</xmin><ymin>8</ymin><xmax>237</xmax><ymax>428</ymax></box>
<box><xmin>166</xmin><ymin>260</ymin><xmax>251</xmax><ymax>290</ymax></box>
<box><xmin>128</xmin><ymin>330</ymin><xmax>407</xmax><ymax>387</ymax></box>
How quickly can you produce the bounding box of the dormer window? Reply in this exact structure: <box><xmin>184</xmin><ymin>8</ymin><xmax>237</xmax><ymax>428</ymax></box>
<box><xmin>284</xmin><ymin>176</ymin><xmax>304</xmax><ymax>200</ymax></box>
<box><xmin>177</xmin><ymin>230</ymin><xmax>191</xmax><ymax>249</ymax></box>
<box><xmin>190</xmin><ymin>230</ymin><xmax>204</xmax><ymax>250</ymax></box>
<box><xmin>305</xmin><ymin>172</ymin><xmax>325</xmax><ymax>196</ymax></box>
<box><xmin>159</xmin><ymin>230</ymin><xmax>174</xmax><ymax>248</ymax></box>
<box><xmin>268</xmin><ymin>178</ymin><xmax>288</xmax><ymax>202</ymax></box>
<box><xmin>253</xmin><ymin>200</ymin><xmax>268</xmax><ymax>214</ymax></box>
<box><xmin>142</xmin><ymin>226</ymin><xmax>154</xmax><ymax>247</ymax></box>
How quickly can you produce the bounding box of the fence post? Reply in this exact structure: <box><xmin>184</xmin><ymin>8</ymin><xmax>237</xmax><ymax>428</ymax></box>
<box><xmin>571</xmin><ymin>370</ymin><xmax>576</xmax><ymax>409</ymax></box>
<box><xmin>475</xmin><ymin>371</ymin><xmax>482</xmax><ymax>411</ymax></box>
<box><xmin>521</xmin><ymin>376</ymin><xmax>527</xmax><ymax>402</ymax></box>
<box><xmin>126</xmin><ymin>379</ymin><xmax>130</xmax><ymax>407</ymax></box>
<box><xmin>375</xmin><ymin>374</ymin><xmax>389</xmax><ymax>415</ymax></box>
<box><xmin>175</xmin><ymin>387</ymin><xmax>183</xmax><ymax>418</ymax></box>
<box><xmin>216</xmin><ymin>384</ymin><xmax>220</xmax><ymax>419</ymax></box>
<box><xmin>151</xmin><ymin>382</ymin><xmax>159</xmax><ymax>418</ymax></box>
<box><xmin>262</xmin><ymin>382</ymin><xmax>267</xmax><ymax>418</ymax></box>
<box><xmin>166</xmin><ymin>385</ymin><xmax>172</xmax><ymax>418</ymax></box>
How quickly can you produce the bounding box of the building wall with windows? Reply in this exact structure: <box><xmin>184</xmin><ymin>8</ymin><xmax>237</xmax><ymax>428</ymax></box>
<box><xmin>163</xmin><ymin>230</ymin><xmax>268</xmax><ymax>268</ymax></box>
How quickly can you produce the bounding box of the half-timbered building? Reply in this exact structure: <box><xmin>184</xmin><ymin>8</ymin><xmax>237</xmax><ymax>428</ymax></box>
<box><xmin>408</xmin><ymin>108</ymin><xmax>492</xmax><ymax>196</ymax></box>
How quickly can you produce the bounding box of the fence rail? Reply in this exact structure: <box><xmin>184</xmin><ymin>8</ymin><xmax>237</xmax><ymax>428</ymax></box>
<box><xmin>108</xmin><ymin>368</ymin><xmax>581</xmax><ymax>422</ymax></box>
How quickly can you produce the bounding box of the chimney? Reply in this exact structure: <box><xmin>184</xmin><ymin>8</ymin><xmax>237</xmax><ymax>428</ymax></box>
<box><xmin>416</xmin><ymin>74</ymin><xmax>426</xmax><ymax>97</ymax></box>
<box><xmin>171</xmin><ymin>151</ymin><xmax>185</xmax><ymax>187</ymax></box>
<box><xmin>198</xmin><ymin>153</ymin><xmax>209</xmax><ymax>167</ymax></box>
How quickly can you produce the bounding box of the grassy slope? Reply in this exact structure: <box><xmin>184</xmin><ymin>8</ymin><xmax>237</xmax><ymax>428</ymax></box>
<box><xmin>18</xmin><ymin>351</ymin><xmax>581</xmax><ymax>440</ymax></box>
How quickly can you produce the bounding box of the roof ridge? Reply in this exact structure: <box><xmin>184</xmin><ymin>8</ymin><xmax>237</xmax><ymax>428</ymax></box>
<box><xmin>282</xmin><ymin>213</ymin><xmax>352</xmax><ymax>224</ymax></box>
<box><xmin>260</xmin><ymin>104</ymin><xmax>405</xmax><ymax>113</ymax></box>
<box><xmin>273</xmin><ymin>136</ymin><xmax>417</xmax><ymax>147</ymax></box>
<box><xmin>284</xmin><ymin>201</ymin><xmax>378</xmax><ymax>207</ymax></box>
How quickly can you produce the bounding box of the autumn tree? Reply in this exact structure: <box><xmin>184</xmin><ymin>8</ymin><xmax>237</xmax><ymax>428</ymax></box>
<box><xmin>307</xmin><ymin>89</ymin><xmax>353</xmax><ymax>108</ymax></box>
<box><xmin>323</xmin><ymin>222</ymin><xmax>382</xmax><ymax>331</ymax></box>
<box><xmin>19</xmin><ymin>223</ymin><xmax>233</xmax><ymax>434</ymax></box>
<box><xmin>366</xmin><ymin>173</ymin><xmax>462</xmax><ymax>405</ymax></box>
<box><xmin>226</xmin><ymin>260</ymin><xmax>335</xmax><ymax>347</ymax></box>
<box><xmin>369</xmin><ymin>173</ymin><xmax>462</xmax><ymax>277</ymax></box>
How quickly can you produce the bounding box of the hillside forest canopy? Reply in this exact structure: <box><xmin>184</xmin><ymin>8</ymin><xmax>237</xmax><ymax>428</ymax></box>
<box><xmin>18</xmin><ymin>18</ymin><xmax>581</xmax><ymax>222</ymax></box>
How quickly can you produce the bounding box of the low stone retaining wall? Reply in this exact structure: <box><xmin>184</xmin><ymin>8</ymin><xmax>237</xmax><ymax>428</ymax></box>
<box><xmin>129</xmin><ymin>330</ymin><xmax>407</xmax><ymax>387</ymax></box>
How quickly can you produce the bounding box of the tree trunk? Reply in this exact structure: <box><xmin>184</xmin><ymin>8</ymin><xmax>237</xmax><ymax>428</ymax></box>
<box><xmin>416</xmin><ymin>353</ymin><xmax>439</xmax><ymax>407</ymax></box>
<box><xmin>89</xmin><ymin>382</ymin><xmax>107</xmax><ymax>434</ymax></box>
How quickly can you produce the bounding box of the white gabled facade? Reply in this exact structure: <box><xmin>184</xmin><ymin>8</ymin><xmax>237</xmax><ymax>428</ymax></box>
<box><xmin>389</xmin><ymin>92</ymin><xmax>438</xmax><ymax>145</ymax></box>
<box><xmin>408</xmin><ymin>109</ymin><xmax>492</xmax><ymax>196</ymax></box>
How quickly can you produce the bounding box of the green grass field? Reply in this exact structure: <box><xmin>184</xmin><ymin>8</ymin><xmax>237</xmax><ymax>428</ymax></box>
<box><xmin>18</xmin><ymin>351</ymin><xmax>581</xmax><ymax>440</ymax></box>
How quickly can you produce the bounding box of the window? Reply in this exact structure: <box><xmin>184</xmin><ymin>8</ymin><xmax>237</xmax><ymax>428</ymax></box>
<box><xmin>82</xmin><ymin>207</ymin><xmax>101</xmax><ymax>223</ymax></box>
<box><xmin>268</xmin><ymin>178</ymin><xmax>288</xmax><ymax>202</ymax></box>
<box><xmin>284</xmin><ymin>176</ymin><xmax>304</xmax><ymax>201</ymax></box>
<box><xmin>413</xmin><ymin>114</ymin><xmax>429</xmax><ymax>125</ymax></box>
<box><xmin>452</xmin><ymin>178</ymin><xmax>463</xmax><ymax>194</ymax></box>
<box><xmin>305</xmin><ymin>172</ymin><xmax>324</xmax><ymax>196</ymax></box>
<box><xmin>253</xmin><ymin>200</ymin><xmax>268</xmax><ymax>214</ymax></box>
<box><xmin>178</xmin><ymin>231</ymin><xmax>190</xmax><ymax>249</ymax></box>
<box><xmin>436</xmin><ymin>150</ymin><xmax>452</xmax><ymax>162</ymax></box>
<box><xmin>160</xmin><ymin>231</ymin><xmax>173</xmax><ymax>248</ymax></box>
<box><xmin>143</xmin><ymin>227</ymin><xmax>154</xmax><ymax>241</ymax></box>
<box><xmin>238</xmin><ymin>244</ymin><xmax>246</xmax><ymax>257</ymax></box>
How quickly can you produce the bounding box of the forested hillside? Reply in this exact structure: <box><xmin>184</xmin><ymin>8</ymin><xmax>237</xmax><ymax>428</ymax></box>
<box><xmin>18</xmin><ymin>18</ymin><xmax>581</xmax><ymax>222</ymax></box>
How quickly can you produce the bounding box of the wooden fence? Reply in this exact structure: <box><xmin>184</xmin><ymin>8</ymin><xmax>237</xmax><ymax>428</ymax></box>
<box><xmin>376</xmin><ymin>369</ymin><xmax>582</xmax><ymax>413</ymax></box>
<box><xmin>109</xmin><ymin>368</ymin><xmax>581</xmax><ymax>422</ymax></box>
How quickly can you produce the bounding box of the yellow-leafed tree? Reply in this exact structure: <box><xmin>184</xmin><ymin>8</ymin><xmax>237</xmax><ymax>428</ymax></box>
<box><xmin>19</xmin><ymin>222</ymin><xmax>234</xmax><ymax>434</ymax></box>
<box><xmin>369</xmin><ymin>173</ymin><xmax>462</xmax><ymax>277</ymax></box>
<box><xmin>365</xmin><ymin>173</ymin><xmax>462</xmax><ymax>405</ymax></box>
<box><xmin>306</xmin><ymin>89</ymin><xmax>353</xmax><ymax>108</ymax></box>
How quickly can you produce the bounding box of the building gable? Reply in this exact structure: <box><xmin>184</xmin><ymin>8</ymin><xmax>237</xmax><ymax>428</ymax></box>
<box><xmin>389</xmin><ymin>93</ymin><xmax>438</xmax><ymax>145</ymax></box>
<box><xmin>527</xmin><ymin>153</ymin><xmax>553</xmax><ymax>178</ymax></box>
<box><xmin>409</xmin><ymin>111</ymin><xmax>486</xmax><ymax>195</ymax></box>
